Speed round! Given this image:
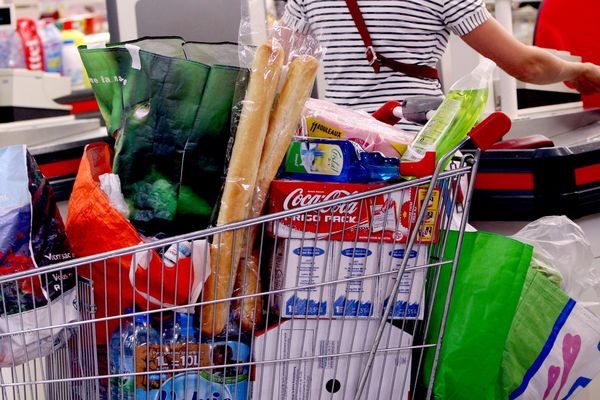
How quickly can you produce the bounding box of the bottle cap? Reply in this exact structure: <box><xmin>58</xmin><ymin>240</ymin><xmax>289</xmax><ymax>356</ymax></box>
<box><xmin>176</xmin><ymin>312</ymin><xmax>196</xmax><ymax>336</ymax></box>
<box><xmin>134</xmin><ymin>313</ymin><xmax>150</xmax><ymax>325</ymax></box>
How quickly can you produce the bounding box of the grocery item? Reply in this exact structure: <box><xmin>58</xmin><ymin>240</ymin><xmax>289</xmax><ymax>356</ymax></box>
<box><xmin>0</xmin><ymin>145</ymin><xmax>78</xmax><ymax>367</ymax></box>
<box><xmin>379</xmin><ymin>243</ymin><xmax>427</xmax><ymax>319</ymax></box>
<box><xmin>14</xmin><ymin>18</ymin><xmax>44</xmax><ymax>71</ymax></box>
<box><xmin>201</xmin><ymin>39</ymin><xmax>284</xmax><ymax>337</ymax></box>
<box><xmin>109</xmin><ymin>312</ymin><xmax>160</xmax><ymax>400</ymax></box>
<box><xmin>38</xmin><ymin>20</ymin><xmax>62</xmax><ymax>74</ymax></box>
<box><xmin>402</xmin><ymin>58</ymin><xmax>496</xmax><ymax>166</ymax></box>
<box><xmin>250</xmin><ymin>55</ymin><xmax>320</xmax><ymax>220</ymax></box>
<box><xmin>109</xmin><ymin>309</ymin><xmax>135</xmax><ymax>400</ymax></box>
<box><xmin>230</xmin><ymin>55</ymin><xmax>319</xmax><ymax>334</ymax></box>
<box><xmin>191</xmin><ymin>340</ymin><xmax>250</xmax><ymax>400</ymax></box>
<box><xmin>271</xmin><ymin>238</ymin><xmax>426</xmax><ymax>320</ymax></box>
<box><xmin>232</xmin><ymin>253</ymin><xmax>263</xmax><ymax>333</ymax></box>
<box><xmin>267</xmin><ymin>180</ymin><xmax>441</xmax><ymax>243</ymax></box>
<box><xmin>253</xmin><ymin>319</ymin><xmax>412</xmax><ymax>400</ymax></box>
<box><xmin>301</xmin><ymin>98</ymin><xmax>415</xmax><ymax>157</ymax></box>
<box><xmin>0</xmin><ymin>30</ymin><xmax>25</xmax><ymax>68</ymax></box>
<box><xmin>280</xmin><ymin>137</ymin><xmax>400</xmax><ymax>183</ymax></box>
<box><xmin>271</xmin><ymin>239</ymin><xmax>332</xmax><ymax>317</ymax></box>
<box><xmin>332</xmin><ymin>242</ymin><xmax>380</xmax><ymax>317</ymax></box>
<box><xmin>60</xmin><ymin>29</ymin><xmax>88</xmax><ymax>87</ymax></box>
<box><xmin>61</xmin><ymin>38</ymin><xmax>83</xmax><ymax>87</ymax></box>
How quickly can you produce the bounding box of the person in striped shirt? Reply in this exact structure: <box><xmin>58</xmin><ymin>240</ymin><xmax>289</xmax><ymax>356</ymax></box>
<box><xmin>281</xmin><ymin>0</ymin><xmax>600</xmax><ymax>130</ymax></box>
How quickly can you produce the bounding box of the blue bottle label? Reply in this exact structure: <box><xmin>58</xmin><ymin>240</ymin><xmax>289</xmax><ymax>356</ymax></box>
<box><xmin>130</xmin><ymin>342</ymin><xmax>249</xmax><ymax>400</ymax></box>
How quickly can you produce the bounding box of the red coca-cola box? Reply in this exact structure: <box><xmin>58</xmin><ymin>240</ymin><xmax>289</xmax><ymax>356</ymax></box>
<box><xmin>267</xmin><ymin>180</ymin><xmax>441</xmax><ymax>243</ymax></box>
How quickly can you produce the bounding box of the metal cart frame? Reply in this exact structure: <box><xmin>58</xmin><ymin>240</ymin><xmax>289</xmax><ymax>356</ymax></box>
<box><xmin>0</xmin><ymin>113</ymin><xmax>510</xmax><ymax>400</ymax></box>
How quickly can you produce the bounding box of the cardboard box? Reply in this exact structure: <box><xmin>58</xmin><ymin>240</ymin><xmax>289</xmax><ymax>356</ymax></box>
<box><xmin>252</xmin><ymin>319</ymin><xmax>412</xmax><ymax>400</ymax></box>
<box><xmin>268</xmin><ymin>180</ymin><xmax>441</xmax><ymax>243</ymax></box>
<box><xmin>271</xmin><ymin>239</ymin><xmax>334</xmax><ymax>317</ymax></box>
<box><xmin>379</xmin><ymin>244</ymin><xmax>428</xmax><ymax>320</ymax></box>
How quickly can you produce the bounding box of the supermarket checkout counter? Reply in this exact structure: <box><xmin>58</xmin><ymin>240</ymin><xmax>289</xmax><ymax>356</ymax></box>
<box><xmin>470</xmin><ymin>106</ymin><xmax>600</xmax><ymax>221</ymax></box>
<box><xmin>0</xmin><ymin>116</ymin><xmax>110</xmax><ymax>201</ymax></box>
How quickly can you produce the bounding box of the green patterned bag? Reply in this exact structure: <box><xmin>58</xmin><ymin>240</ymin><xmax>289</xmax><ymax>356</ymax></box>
<box><xmin>79</xmin><ymin>37</ymin><xmax>248</xmax><ymax>236</ymax></box>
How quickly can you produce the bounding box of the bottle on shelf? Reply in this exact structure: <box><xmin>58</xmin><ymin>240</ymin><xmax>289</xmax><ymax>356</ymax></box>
<box><xmin>61</xmin><ymin>38</ymin><xmax>84</xmax><ymax>87</ymax></box>
<box><xmin>38</xmin><ymin>19</ymin><xmax>63</xmax><ymax>74</ymax></box>
<box><xmin>0</xmin><ymin>31</ymin><xmax>25</xmax><ymax>69</ymax></box>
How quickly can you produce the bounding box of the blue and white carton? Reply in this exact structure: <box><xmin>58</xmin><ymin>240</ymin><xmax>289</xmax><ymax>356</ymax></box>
<box><xmin>332</xmin><ymin>242</ymin><xmax>382</xmax><ymax>317</ymax></box>
<box><xmin>379</xmin><ymin>244</ymin><xmax>427</xmax><ymax>320</ymax></box>
<box><xmin>272</xmin><ymin>239</ymin><xmax>333</xmax><ymax>317</ymax></box>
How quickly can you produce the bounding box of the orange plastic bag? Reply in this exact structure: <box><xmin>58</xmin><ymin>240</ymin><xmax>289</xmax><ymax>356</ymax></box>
<box><xmin>66</xmin><ymin>142</ymin><xmax>208</xmax><ymax>345</ymax></box>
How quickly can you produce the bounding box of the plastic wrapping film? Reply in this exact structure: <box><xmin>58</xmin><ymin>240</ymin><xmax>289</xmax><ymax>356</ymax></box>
<box><xmin>201</xmin><ymin>39</ymin><xmax>285</xmax><ymax>337</ymax></box>
<box><xmin>231</xmin><ymin>252</ymin><xmax>263</xmax><ymax>333</ymax></box>
<box><xmin>300</xmin><ymin>98</ymin><xmax>415</xmax><ymax>157</ymax></box>
<box><xmin>0</xmin><ymin>145</ymin><xmax>77</xmax><ymax>366</ymax></box>
<box><xmin>201</xmin><ymin>20</ymin><xmax>322</xmax><ymax>336</ymax></box>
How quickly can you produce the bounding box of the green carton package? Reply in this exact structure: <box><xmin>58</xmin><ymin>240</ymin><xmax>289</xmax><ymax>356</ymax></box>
<box><xmin>79</xmin><ymin>37</ymin><xmax>248</xmax><ymax>236</ymax></box>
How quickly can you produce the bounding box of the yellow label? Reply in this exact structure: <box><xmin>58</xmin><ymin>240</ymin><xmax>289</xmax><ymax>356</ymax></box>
<box><xmin>417</xmin><ymin>188</ymin><xmax>440</xmax><ymax>241</ymax></box>
<box><xmin>390</xmin><ymin>142</ymin><xmax>408</xmax><ymax>156</ymax></box>
<box><xmin>306</xmin><ymin>117</ymin><xmax>345</xmax><ymax>139</ymax></box>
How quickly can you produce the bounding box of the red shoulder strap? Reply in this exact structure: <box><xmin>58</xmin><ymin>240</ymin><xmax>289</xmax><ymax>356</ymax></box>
<box><xmin>344</xmin><ymin>0</ymin><xmax>439</xmax><ymax>80</ymax></box>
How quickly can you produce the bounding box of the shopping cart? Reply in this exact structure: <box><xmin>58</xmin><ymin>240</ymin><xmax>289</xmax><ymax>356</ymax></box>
<box><xmin>0</xmin><ymin>113</ymin><xmax>510</xmax><ymax>400</ymax></box>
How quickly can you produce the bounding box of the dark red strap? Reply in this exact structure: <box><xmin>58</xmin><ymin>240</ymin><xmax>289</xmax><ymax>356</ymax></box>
<box><xmin>344</xmin><ymin>0</ymin><xmax>439</xmax><ymax>80</ymax></box>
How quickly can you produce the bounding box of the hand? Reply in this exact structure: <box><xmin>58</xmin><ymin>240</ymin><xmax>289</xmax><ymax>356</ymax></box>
<box><xmin>566</xmin><ymin>62</ymin><xmax>600</xmax><ymax>95</ymax></box>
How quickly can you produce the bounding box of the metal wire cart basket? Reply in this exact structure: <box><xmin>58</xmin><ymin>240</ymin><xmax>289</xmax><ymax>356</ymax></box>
<box><xmin>0</xmin><ymin>114</ymin><xmax>510</xmax><ymax>400</ymax></box>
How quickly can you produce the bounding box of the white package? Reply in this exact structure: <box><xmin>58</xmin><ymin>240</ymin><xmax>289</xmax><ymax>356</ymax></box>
<box><xmin>252</xmin><ymin>319</ymin><xmax>412</xmax><ymax>400</ymax></box>
<box><xmin>271</xmin><ymin>239</ymin><xmax>334</xmax><ymax>317</ymax></box>
<box><xmin>379</xmin><ymin>244</ymin><xmax>428</xmax><ymax>320</ymax></box>
<box><xmin>332</xmin><ymin>241</ymin><xmax>383</xmax><ymax>318</ymax></box>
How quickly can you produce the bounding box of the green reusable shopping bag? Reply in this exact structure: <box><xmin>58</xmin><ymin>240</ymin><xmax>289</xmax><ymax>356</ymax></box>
<box><xmin>79</xmin><ymin>38</ymin><xmax>248</xmax><ymax>236</ymax></box>
<box><xmin>421</xmin><ymin>230</ymin><xmax>533</xmax><ymax>400</ymax></box>
<box><xmin>498</xmin><ymin>268</ymin><xmax>600</xmax><ymax>400</ymax></box>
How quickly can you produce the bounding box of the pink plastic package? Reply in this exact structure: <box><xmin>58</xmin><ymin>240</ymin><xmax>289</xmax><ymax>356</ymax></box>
<box><xmin>299</xmin><ymin>98</ymin><xmax>415</xmax><ymax>157</ymax></box>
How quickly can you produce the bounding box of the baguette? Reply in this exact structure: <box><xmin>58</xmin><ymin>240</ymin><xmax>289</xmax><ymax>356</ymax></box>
<box><xmin>201</xmin><ymin>40</ymin><xmax>284</xmax><ymax>337</ymax></box>
<box><xmin>252</xmin><ymin>55</ymin><xmax>320</xmax><ymax>219</ymax></box>
<box><xmin>238</xmin><ymin>55</ymin><xmax>320</xmax><ymax>252</ymax></box>
<box><xmin>232</xmin><ymin>253</ymin><xmax>262</xmax><ymax>333</ymax></box>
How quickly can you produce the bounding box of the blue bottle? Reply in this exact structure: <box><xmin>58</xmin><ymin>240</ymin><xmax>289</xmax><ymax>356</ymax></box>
<box><xmin>109</xmin><ymin>308</ymin><xmax>134</xmax><ymax>400</ymax></box>
<box><xmin>110</xmin><ymin>310</ymin><xmax>160</xmax><ymax>400</ymax></box>
<box><xmin>280</xmin><ymin>138</ymin><xmax>400</xmax><ymax>183</ymax></box>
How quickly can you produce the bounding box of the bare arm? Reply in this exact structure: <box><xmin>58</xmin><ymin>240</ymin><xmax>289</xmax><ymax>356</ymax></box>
<box><xmin>461</xmin><ymin>18</ymin><xmax>600</xmax><ymax>95</ymax></box>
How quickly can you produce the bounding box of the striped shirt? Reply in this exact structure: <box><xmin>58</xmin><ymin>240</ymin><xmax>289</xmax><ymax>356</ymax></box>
<box><xmin>283</xmin><ymin>0</ymin><xmax>491</xmax><ymax>130</ymax></box>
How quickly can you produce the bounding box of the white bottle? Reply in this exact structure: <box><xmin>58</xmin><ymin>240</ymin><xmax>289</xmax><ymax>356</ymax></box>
<box><xmin>38</xmin><ymin>21</ymin><xmax>63</xmax><ymax>74</ymax></box>
<box><xmin>62</xmin><ymin>38</ymin><xmax>83</xmax><ymax>87</ymax></box>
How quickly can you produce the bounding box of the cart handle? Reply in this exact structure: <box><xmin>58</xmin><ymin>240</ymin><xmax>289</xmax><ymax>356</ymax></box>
<box><xmin>468</xmin><ymin>111</ymin><xmax>512</xmax><ymax>151</ymax></box>
<box><xmin>399</xmin><ymin>151</ymin><xmax>436</xmax><ymax>178</ymax></box>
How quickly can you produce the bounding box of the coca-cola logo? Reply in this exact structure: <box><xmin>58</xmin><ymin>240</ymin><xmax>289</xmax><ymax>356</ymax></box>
<box><xmin>282</xmin><ymin>188</ymin><xmax>360</xmax><ymax>215</ymax></box>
